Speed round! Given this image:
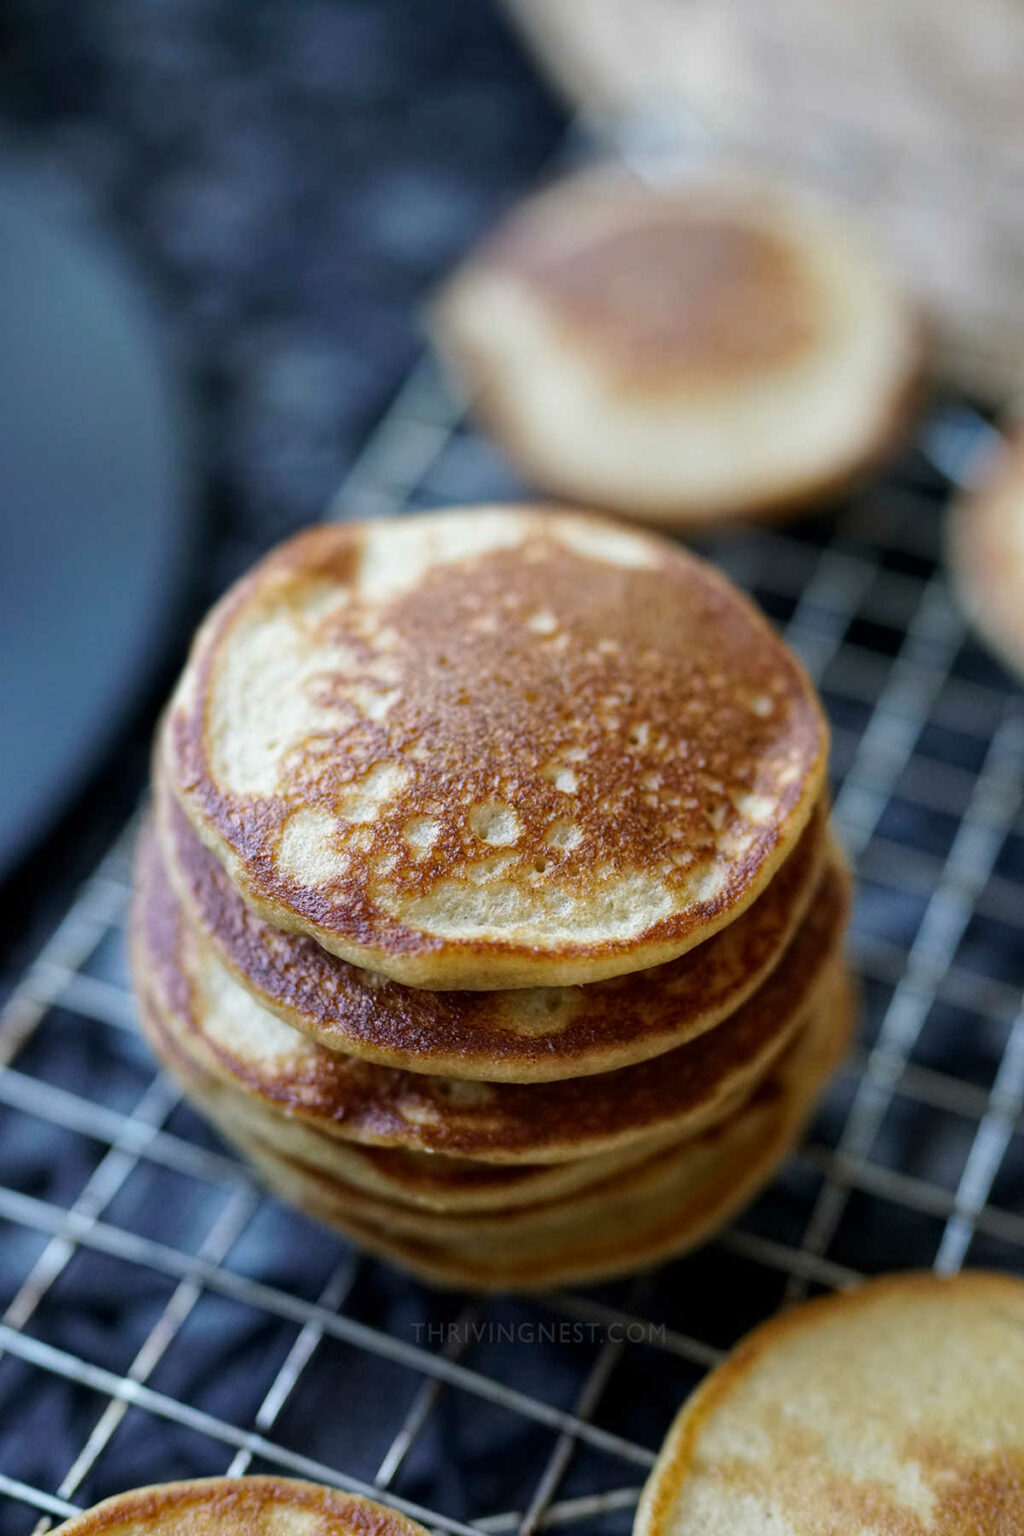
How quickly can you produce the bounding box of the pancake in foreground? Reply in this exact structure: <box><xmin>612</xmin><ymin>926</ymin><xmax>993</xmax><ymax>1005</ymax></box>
<box><xmin>949</xmin><ymin>425</ymin><xmax>1024</xmax><ymax>681</ymax></box>
<box><xmin>53</xmin><ymin>1478</ymin><xmax>428</xmax><ymax>1536</ymax></box>
<box><xmin>433</xmin><ymin>170</ymin><xmax>920</xmax><ymax>526</ymax></box>
<box><xmin>636</xmin><ymin>1270</ymin><xmax>1024</xmax><ymax>1536</ymax></box>
<box><xmin>157</xmin><ymin>760</ymin><xmax>827</xmax><ymax>1080</ymax></box>
<box><xmin>164</xmin><ymin>507</ymin><xmax>828</xmax><ymax>988</ymax></box>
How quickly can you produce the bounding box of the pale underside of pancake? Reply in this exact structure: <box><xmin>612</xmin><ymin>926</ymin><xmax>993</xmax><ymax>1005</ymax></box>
<box><xmin>214</xmin><ymin>972</ymin><xmax>852</xmax><ymax>1292</ymax></box>
<box><xmin>157</xmin><ymin>762</ymin><xmax>827</xmax><ymax>1081</ymax></box>
<box><xmin>131</xmin><ymin>823</ymin><xmax>849</xmax><ymax>1163</ymax></box>
<box><xmin>164</xmin><ymin>508</ymin><xmax>828</xmax><ymax>989</ymax></box>
<box><xmin>142</xmin><ymin>993</ymin><xmax>693</xmax><ymax>1213</ymax></box>
<box><xmin>636</xmin><ymin>1269</ymin><xmax>1024</xmax><ymax>1536</ymax></box>
<box><xmin>949</xmin><ymin>427</ymin><xmax>1024</xmax><ymax>683</ymax></box>
<box><xmin>52</xmin><ymin>1478</ymin><xmax>428</xmax><ymax>1536</ymax></box>
<box><xmin>432</xmin><ymin>171</ymin><xmax>921</xmax><ymax>526</ymax></box>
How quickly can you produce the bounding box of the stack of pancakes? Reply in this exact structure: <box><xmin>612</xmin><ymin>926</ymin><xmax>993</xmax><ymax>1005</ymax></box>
<box><xmin>132</xmin><ymin>506</ymin><xmax>851</xmax><ymax>1290</ymax></box>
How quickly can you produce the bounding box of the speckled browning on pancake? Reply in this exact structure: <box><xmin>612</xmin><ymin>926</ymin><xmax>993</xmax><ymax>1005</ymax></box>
<box><xmin>157</xmin><ymin>763</ymin><xmax>827</xmax><ymax>1080</ymax></box>
<box><xmin>481</xmin><ymin>200</ymin><xmax>820</xmax><ymax>389</ymax></box>
<box><xmin>131</xmin><ymin>822</ymin><xmax>849</xmax><ymax>1163</ymax></box>
<box><xmin>636</xmin><ymin>1271</ymin><xmax>1024</xmax><ymax>1536</ymax></box>
<box><xmin>164</xmin><ymin>508</ymin><xmax>828</xmax><ymax>989</ymax></box>
<box><xmin>53</xmin><ymin>1478</ymin><xmax>429</xmax><ymax>1536</ymax></box>
<box><xmin>208</xmin><ymin>976</ymin><xmax>852</xmax><ymax>1290</ymax></box>
<box><xmin>949</xmin><ymin>426</ymin><xmax>1024</xmax><ymax>682</ymax></box>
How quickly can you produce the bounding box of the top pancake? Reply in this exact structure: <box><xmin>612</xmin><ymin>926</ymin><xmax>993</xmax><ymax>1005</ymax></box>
<box><xmin>433</xmin><ymin>170</ymin><xmax>921</xmax><ymax>526</ymax></box>
<box><xmin>164</xmin><ymin>507</ymin><xmax>828</xmax><ymax>989</ymax></box>
<box><xmin>636</xmin><ymin>1270</ymin><xmax>1024</xmax><ymax>1536</ymax></box>
<box><xmin>53</xmin><ymin>1478</ymin><xmax>428</xmax><ymax>1536</ymax></box>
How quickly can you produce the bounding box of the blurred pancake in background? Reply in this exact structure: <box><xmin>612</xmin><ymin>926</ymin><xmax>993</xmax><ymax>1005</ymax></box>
<box><xmin>433</xmin><ymin>171</ymin><xmax>921</xmax><ymax>526</ymax></box>
<box><xmin>949</xmin><ymin>426</ymin><xmax>1024</xmax><ymax>683</ymax></box>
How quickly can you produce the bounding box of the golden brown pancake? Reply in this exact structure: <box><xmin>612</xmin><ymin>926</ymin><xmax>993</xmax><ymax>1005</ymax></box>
<box><xmin>949</xmin><ymin>426</ymin><xmax>1024</xmax><ymax>682</ymax></box>
<box><xmin>132</xmin><ymin>823</ymin><xmax>849</xmax><ymax>1163</ymax></box>
<box><xmin>52</xmin><ymin>1479</ymin><xmax>428</xmax><ymax>1536</ymax></box>
<box><xmin>214</xmin><ymin>975</ymin><xmax>852</xmax><ymax>1291</ymax></box>
<box><xmin>157</xmin><ymin>762</ymin><xmax>827</xmax><ymax>1081</ymax></box>
<box><xmin>433</xmin><ymin>171</ymin><xmax>921</xmax><ymax>527</ymax></box>
<box><xmin>163</xmin><ymin>508</ymin><xmax>828</xmax><ymax>989</ymax></box>
<box><xmin>144</xmin><ymin>999</ymin><xmax>690</xmax><ymax>1213</ymax></box>
<box><xmin>636</xmin><ymin>1270</ymin><xmax>1024</xmax><ymax>1536</ymax></box>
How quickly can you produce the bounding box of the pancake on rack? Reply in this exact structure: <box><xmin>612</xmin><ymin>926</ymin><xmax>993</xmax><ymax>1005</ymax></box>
<box><xmin>949</xmin><ymin>424</ymin><xmax>1024</xmax><ymax>681</ymax></box>
<box><xmin>133</xmin><ymin>822</ymin><xmax>849</xmax><ymax>1165</ymax></box>
<box><xmin>53</xmin><ymin>1478</ymin><xmax>429</xmax><ymax>1536</ymax></box>
<box><xmin>433</xmin><ymin>169</ymin><xmax>921</xmax><ymax>527</ymax></box>
<box><xmin>162</xmin><ymin>507</ymin><xmax>828</xmax><ymax>989</ymax></box>
<box><xmin>203</xmin><ymin>973</ymin><xmax>853</xmax><ymax>1291</ymax></box>
<box><xmin>155</xmin><ymin>759</ymin><xmax>827</xmax><ymax>1080</ymax></box>
<box><xmin>636</xmin><ymin>1269</ymin><xmax>1024</xmax><ymax>1536</ymax></box>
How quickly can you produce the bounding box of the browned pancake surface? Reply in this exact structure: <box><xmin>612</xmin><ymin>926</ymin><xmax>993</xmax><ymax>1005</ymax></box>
<box><xmin>636</xmin><ymin>1271</ymin><xmax>1024</xmax><ymax>1536</ymax></box>
<box><xmin>220</xmin><ymin>975</ymin><xmax>852</xmax><ymax>1290</ymax></box>
<box><xmin>132</xmin><ymin>823</ymin><xmax>848</xmax><ymax>1162</ymax></box>
<box><xmin>158</xmin><ymin>767</ymin><xmax>826</xmax><ymax>1080</ymax></box>
<box><xmin>483</xmin><ymin>197</ymin><xmax>820</xmax><ymax>389</ymax></box>
<box><xmin>165</xmin><ymin>509</ymin><xmax>827</xmax><ymax>988</ymax></box>
<box><xmin>54</xmin><ymin>1478</ymin><xmax>428</xmax><ymax>1536</ymax></box>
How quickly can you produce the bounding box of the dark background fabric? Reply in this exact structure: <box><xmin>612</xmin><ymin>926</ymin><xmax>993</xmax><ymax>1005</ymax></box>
<box><xmin>0</xmin><ymin>0</ymin><xmax>564</xmax><ymax>958</ymax></box>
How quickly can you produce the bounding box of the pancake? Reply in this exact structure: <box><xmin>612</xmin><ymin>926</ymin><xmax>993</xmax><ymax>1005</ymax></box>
<box><xmin>949</xmin><ymin>426</ymin><xmax>1024</xmax><ymax>682</ymax></box>
<box><xmin>144</xmin><ymin>999</ymin><xmax>691</xmax><ymax>1213</ymax></box>
<box><xmin>157</xmin><ymin>761</ymin><xmax>827</xmax><ymax>1081</ymax></box>
<box><xmin>636</xmin><ymin>1270</ymin><xmax>1024</xmax><ymax>1536</ymax></box>
<box><xmin>163</xmin><ymin>507</ymin><xmax>828</xmax><ymax>989</ymax></box>
<box><xmin>216</xmin><ymin>973</ymin><xmax>852</xmax><ymax>1291</ymax></box>
<box><xmin>53</xmin><ymin>1479</ymin><xmax>428</xmax><ymax>1536</ymax></box>
<box><xmin>132</xmin><ymin>823</ymin><xmax>849</xmax><ymax>1163</ymax></box>
<box><xmin>432</xmin><ymin>170</ymin><xmax>921</xmax><ymax>527</ymax></box>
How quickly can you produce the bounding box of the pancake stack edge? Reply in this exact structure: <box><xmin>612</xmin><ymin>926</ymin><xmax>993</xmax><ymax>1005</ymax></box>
<box><xmin>131</xmin><ymin>505</ymin><xmax>852</xmax><ymax>1290</ymax></box>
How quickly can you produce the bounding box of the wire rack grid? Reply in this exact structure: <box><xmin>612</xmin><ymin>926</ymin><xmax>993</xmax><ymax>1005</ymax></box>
<box><xmin>1</xmin><ymin>353</ymin><xmax>1023</xmax><ymax>1536</ymax></box>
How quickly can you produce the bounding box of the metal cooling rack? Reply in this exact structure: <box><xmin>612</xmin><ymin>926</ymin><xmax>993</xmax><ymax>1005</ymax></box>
<box><xmin>1</xmin><ymin>355</ymin><xmax>1023</xmax><ymax>1536</ymax></box>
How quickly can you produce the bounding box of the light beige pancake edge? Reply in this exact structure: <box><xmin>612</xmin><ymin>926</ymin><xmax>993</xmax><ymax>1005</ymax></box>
<box><xmin>164</xmin><ymin>507</ymin><xmax>829</xmax><ymax>989</ymax></box>
<box><xmin>156</xmin><ymin>756</ymin><xmax>829</xmax><ymax>1081</ymax></box>
<box><xmin>213</xmin><ymin>974</ymin><xmax>852</xmax><ymax>1292</ymax></box>
<box><xmin>635</xmin><ymin>1268</ymin><xmax>1024</xmax><ymax>1536</ymax></box>
<box><xmin>949</xmin><ymin>426</ymin><xmax>1024</xmax><ymax>682</ymax></box>
<box><xmin>52</xmin><ymin>1478</ymin><xmax>429</xmax><ymax>1536</ymax></box>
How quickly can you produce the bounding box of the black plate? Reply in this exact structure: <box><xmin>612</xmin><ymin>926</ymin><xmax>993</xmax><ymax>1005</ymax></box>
<box><xmin>0</xmin><ymin>157</ymin><xmax>193</xmax><ymax>878</ymax></box>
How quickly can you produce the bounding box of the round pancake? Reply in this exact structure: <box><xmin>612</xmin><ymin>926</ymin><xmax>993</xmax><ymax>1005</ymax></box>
<box><xmin>636</xmin><ymin>1270</ymin><xmax>1024</xmax><ymax>1536</ymax></box>
<box><xmin>157</xmin><ymin>762</ymin><xmax>827</xmax><ymax>1081</ymax></box>
<box><xmin>132</xmin><ymin>823</ymin><xmax>849</xmax><ymax>1163</ymax></box>
<box><xmin>144</xmin><ymin>1000</ymin><xmax>691</xmax><ymax>1213</ymax></box>
<box><xmin>432</xmin><ymin>171</ymin><xmax>921</xmax><ymax>527</ymax></box>
<box><xmin>949</xmin><ymin>426</ymin><xmax>1024</xmax><ymax>682</ymax></box>
<box><xmin>53</xmin><ymin>1479</ymin><xmax>428</xmax><ymax>1536</ymax></box>
<box><xmin>220</xmin><ymin>973</ymin><xmax>852</xmax><ymax>1291</ymax></box>
<box><xmin>163</xmin><ymin>507</ymin><xmax>828</xmax><ymax>989</ymax></box>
